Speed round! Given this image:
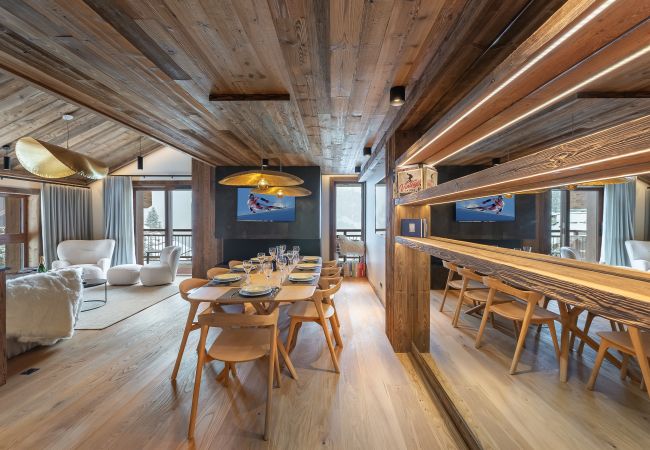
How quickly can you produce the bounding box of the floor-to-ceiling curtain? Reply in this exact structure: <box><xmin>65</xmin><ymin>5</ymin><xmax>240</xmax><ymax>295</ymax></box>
<box><xmin>104</xmin><ymin>176</ymin><xmax>135</xmax><ymax>265</ymax></box>
<box><xmin>600</xmin><ymin>182</ymin><xmax>635</xmax><ymax>266</ymax></box>
<box><xmin>41</xmin><ymin>184</ymin><xmax>92</xmax><ymax>267</ymax></box>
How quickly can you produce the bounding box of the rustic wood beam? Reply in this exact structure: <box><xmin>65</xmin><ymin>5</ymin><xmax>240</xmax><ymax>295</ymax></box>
<box><xmin>191</xmin><ymin>160</ymin><xmax>222</xmax><ymax>278</ymax></box>
<box><xmin>208</xmin><ymin>93</ymin><xmax>290</xmax><ymax>102</ymax></box>
<box><xmin>0</xmin><ymin>169</ymin><xmax>89</xmax><ymax>187</ymax></box>
<box><xmin>397</xmin><ymin>2</ymin><xmax>650</xmax><ymax>167</ymax></box>
<box><xmin>396</xmin><ymin>236</ymin><xmax>650</xmax><ymax>330</ymax></box>
<box><xmin>396</xmin><ymin>114</ymin><xmax>650</xmax><ymax>206</ymax></box>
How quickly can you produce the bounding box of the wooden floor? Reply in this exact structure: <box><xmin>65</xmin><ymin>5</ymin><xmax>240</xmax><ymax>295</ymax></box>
<box><xmin>0</xmin><ymin>280</ymin><xmax>462</xmax><ymax>450</ymax></box>
<box><xmin>428</xmin><ymin>290</ymin><xmax>650</xmax><ymax>449</ymax></box>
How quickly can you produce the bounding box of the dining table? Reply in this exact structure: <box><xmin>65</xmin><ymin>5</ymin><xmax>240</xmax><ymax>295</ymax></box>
<box><xmin>188</xmin><ymin>257</ymin><xmax>323</xmax><ymax>380</ymax></box>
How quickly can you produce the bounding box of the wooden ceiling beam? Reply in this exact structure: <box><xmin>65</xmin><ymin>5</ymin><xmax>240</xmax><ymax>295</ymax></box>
<box><xmin>0</xmin><ymin>169</ymin><xmax>89</xmax><ymax>188</ymax></box>
<box><xmin>396</xmin><ymin>114</ymin><xmax>650</xmax><ymax>206</ymax></box>
<box><xmin>397</xmin><ymin>1</ymin><xmax>650</xmax><ymax>167</ymax></box>
<box><xmin>208</xmin><ymin>93</ymin><xmax>290</xmax><ymax>101</ymax></box>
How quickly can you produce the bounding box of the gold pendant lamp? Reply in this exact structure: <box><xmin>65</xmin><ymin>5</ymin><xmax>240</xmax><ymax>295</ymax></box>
<box><xmin>15</xmin><ymin>114</ymin><xmax>108</xmax><ymax>180</ymax></box>
<box><xmin>218</xmin><ymin>159</ymin><xmax>303</xmax><ymax>191</ymax></box>
<box><xmin>251</xmin><ymin>185</ymin><xmax>311</xmax><ymax>198</ymax></box>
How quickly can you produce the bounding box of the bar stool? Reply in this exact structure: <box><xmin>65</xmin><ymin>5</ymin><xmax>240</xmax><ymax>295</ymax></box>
<box><xmin>475</xmin><ymin>276</ymin><xmax>560</xmax><ymax>374</ymax></box>
<box><xmin>439</xmin><ymin>261</ymin><xmax>487</xmax><ymax>313</ymax></box>
<box><xmin>451</xmin><ymin>267</ymin><xmax>510</xmax><ymax>328</ymax></box>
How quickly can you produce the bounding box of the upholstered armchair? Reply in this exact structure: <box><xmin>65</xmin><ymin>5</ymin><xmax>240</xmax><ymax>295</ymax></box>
<box><xmin>140</xmin><ymin>246</ymin><xmax>181</xmax><ymax>286</ymax></box>
<box><xmin>625</xmin><ymin>240</ymin><xmax>650</xmax><ymax>271</ymax></box>
<box><xmin>52</xmin><ymin>239</ymin><xmax>115</xmax><ymax>279</ymax></box>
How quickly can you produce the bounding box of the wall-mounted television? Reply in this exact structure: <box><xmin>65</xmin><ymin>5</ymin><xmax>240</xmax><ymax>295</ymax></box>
<box><xmin>236</xmin><ymin>188</ymin><xmax>296</xmax><ymax>222</ymax></box>
<box><xmin>455</xmin><ymin>195</ymin><xmax>515</xmax><ymax>222</ymax></box>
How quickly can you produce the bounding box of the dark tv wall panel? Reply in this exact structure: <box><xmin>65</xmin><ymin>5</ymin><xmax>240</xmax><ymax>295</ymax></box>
<box><xmin>215</xmin><ymin>166</ymin><xmax>321</xmax><ymax>261</ymax></box>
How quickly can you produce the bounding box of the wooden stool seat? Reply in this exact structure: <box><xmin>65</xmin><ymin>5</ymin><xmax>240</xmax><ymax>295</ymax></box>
<box><xmin>208</xmin><ymin>328</ymin><xmax>272</xmax><ymax>362</ymax></box>
<box><xmin>491</xmin><ymin>301</ymin><xmax>560</xmax><ymax>322</ymax></box>
<box><xmin>464</xmin><ymin>289</ymin><xmax>515</xmax><ymax>304</ymax></box>
<box><xmin>288</xmin><ymin>300</ymin><xmax>335</xmax><ymax>320</ymax></box>
<box><xmin>448</xmin><ymin>279</ymin><xmax>485</xmax><ymax>290</ymax></box>
<box><xmin>595</xmin><ymin>331</ymin><xmax>650</xmax><ymax>356</ymax></box>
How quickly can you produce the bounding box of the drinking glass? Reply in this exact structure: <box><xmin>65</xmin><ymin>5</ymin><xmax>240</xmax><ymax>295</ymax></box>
<box><xmin>257</xmin><ymin>252</ymin><xmax>266</xmax><ymax>267</ymax></box>
<box><xmin>276</xmin><ymin>245</ymin><xmax>284</xmax><ymax>257</ymax></box>
<box><xmin>279</xmin><ymin>244</ymin><xmax>286</xmax><ymax>254</ymax></box>
<box><xmin>292</xmin><ymin>245</ymin><xmax>300</xmax><ymax>257</ymax></box>
<box><xmin>523</xmin><ymin>246</ymin><xmax>533</xmax><ymax>252</ymax></box>
<box><xmin>277</xmin><ymin>255</ymin><xmax>287</xmax><ymax>282</ymax></box>
<box><xmin>262</xmin><ymin>261</ymin><xmax>273</xmax><ymax>285</ymax></box>
<box><xmin>269</xmin><ymin>247</ymin><xmax>277</xmax><ymax>261</ymax></box>
<box><xmin>242</xmin><ymin>259</ymin><xmax>253</xmax><ymax>285</ymax></box>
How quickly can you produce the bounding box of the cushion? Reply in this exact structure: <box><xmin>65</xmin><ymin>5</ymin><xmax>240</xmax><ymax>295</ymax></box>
<box><xmin>107</xmin><ymin>264</ymin><xmax>142</xmax><ymax>286</ymax></box>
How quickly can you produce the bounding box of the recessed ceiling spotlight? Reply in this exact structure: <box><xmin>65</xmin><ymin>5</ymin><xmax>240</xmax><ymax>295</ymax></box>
<box><xmin>363</xmin><ymin>146</ymin><xmax>372</xmax><ymax>157</ymax></box>
<box><xmin>354</xmin><ymin>165</ymin><xmax>361</xmax><ymax>173</ymax></box>
<box><xmin>390</xmin><ymin>86</ymin><xmax>405</xmax><ymax>106</ymax></box>
<box><xmin>3</xmin><ymin>144</ymin><xmax>10</xmax><ymax>170</ymax></box>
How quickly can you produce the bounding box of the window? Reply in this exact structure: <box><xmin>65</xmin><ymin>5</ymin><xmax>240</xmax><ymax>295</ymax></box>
<box><xmin>0</xmin><ymin>194</ymin><xmax>28</xmax><ymax>272</ymax></box>
<box><xmin>550</xmin><ymin>189</ymin><xmax>602</xmax><ymax>262</ymax></box>
<box><xmin>330</xmin><ymin>180</ymin><xmax>365</xmax><ymax>261</ymax></box>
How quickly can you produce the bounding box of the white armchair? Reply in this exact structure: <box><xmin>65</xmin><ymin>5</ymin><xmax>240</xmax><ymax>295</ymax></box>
<box><xmin>625</xmin><ymin>240</ymin><xmax>650</xmax><ymax>271</ymax></box>
<box><xmin>52</xmin><ymin>239</ymin><xmax>115</xmax><ymax>279</ymax></box>
<box><xmin>140</xmin><ymin>246</ymin><xmax>181</xmax><ymax>286</ymax></box>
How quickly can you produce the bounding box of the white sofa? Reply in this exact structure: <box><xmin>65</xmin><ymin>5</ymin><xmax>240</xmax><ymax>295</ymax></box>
<box><xmin>52</xmin><ymin>239</ymin><xmax>115</xmax><ymax>279</ymax></box>
<box><xmin>140</xmin><ymin>246</ymin><xmax>181</xmax><ymax>286</ymax></box>
<box><xmin>625</xmin><ymin>240</ymin><xmax>650</xmax><ymax>271</ymax></box>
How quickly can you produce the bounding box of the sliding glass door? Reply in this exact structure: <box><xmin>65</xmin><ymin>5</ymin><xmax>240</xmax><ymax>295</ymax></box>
<box><xmin>550</xmin><ymin>188</ymin><xmax>602</xmax><ymax>261</ymax></box>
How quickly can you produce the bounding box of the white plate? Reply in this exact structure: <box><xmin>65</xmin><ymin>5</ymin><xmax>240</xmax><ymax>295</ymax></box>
<box><xmin>239</xmin><ymin>285</ymin><xmax>273</xmax><ymax>297</ymax></box>
<box><xmin>232</xmin><ymin>264</ymin><xmax>256</xmax><ymax>272</ymax></box>
<box><xmin>213</xmin><ymin>273</ymin><xmax>241</xmax><ymax>283</ymax></box>
<box><xmin>289</xmin><ymin>273</ymin><xmax>316</xmax><ymax>281</ymax></box>
<box><xmin>297</xmin><ymin>263</ymin><xmax>319</xmax><ymax>270</ymax></box>
<box><xmin>302</xmin><ymin>256</ymin><xmax>320</xmax><ymax>262</ymax></box>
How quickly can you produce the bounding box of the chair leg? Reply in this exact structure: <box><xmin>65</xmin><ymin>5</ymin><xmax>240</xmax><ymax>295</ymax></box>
<box><xmin>577</xmin><ymin>312</ymin><xmax>595</xmax><ymax>355</ymax></box>
<box><xmin>587</xmin><ymin>342</ymin><xmax>610</xmax><ymax>390</ymax></box>
<box><xmin>286</xmin><ymin>319</ymin><xmax>299</xmax><ymax>354</ymax></box>
<box><xmin>264</xmin><ymin>336</ymin><xmax>276</xmax><ymax>440</ymax></box>
<box><xmin>620</xmin><ymin>354</ymin><xmax>630</xmax><ymax>380</ymax></box>
<box><xmin>537</xmin><ymin>298</ymin><xmax>550</xmax><ymax>332</ymax></box>
<box><xmin>172</xmin><ymin>302</ymin><xmax>199</xmax><ymax>381</ymax></box>
<box><xmin>188</xmin><ymin>325</ymin><xmax>208</xmax><ymax>440</ymax></box>
<box><xmin>475</xmin><ymin>290</ymin><xmax>495</xmax><ymax>349</ymax></box>
<box><xmin>440</xmin><ymin>271</ymin><xmax>454</xmax><ymax>312</ymax></box>
<box><xmin>452</xmin><ymin>283</ymin><xmax>468</xmax><ymax>328</ymax></box>
<box><xmin>628</xmin><ymin>327</ymin><xmax>650</xmax><ymax>401</ymax></box>
<box><xmin>510</xmin><ymin>301</ymin><xmax>535</xmax><ymax>375</ymax></box>
<box><xmin>330</xmin><ymin>316</ymin><xmax>343</xmax><ymax>348</ymax></box>
<box><xmin>331</xmin><ymin>300</ymin><xmax>341</xmax><ymax>328</ymax></box>
<box><xmin>547</xmin><ymin>320</ymin><xmax>561</xmax><ymax>361</ymax></box>
<box><xmin>315</xmin><ymin>304</ymin><xmax>340</xmax><ymax>373</ymax></box>
<box><xmin>274</xmin><ymin>351</ymin><xmax>282</xmax><ymax>388</ymax></box>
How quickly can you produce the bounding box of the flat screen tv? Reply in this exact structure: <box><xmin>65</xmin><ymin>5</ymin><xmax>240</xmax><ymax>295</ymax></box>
<box><xmin>455</xmin><ymin>195</ymin><xmax>515</xmax><ymax>222</ymax></box>
<box><xmin>236</xmin><ymin>188</ymin><xmax>296</xmax><ymax>222</ymax></box>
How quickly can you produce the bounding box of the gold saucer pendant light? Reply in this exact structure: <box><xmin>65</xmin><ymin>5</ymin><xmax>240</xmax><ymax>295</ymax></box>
<box><xmin>218</xmin><ymin>159</ymin><xmax>303</xmax><ymax>191</ymax></box>
<box><xmin>15</xmin><ymin>115</ymin><xmax>108</xmax><ymax>180</ymax></box>
<box><xmin>251</xmin><ymin>186</ymin><xmax>311</xmax><ymax>198</ymax></box>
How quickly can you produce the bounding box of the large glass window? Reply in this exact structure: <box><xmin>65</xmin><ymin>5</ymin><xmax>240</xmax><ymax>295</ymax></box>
<box><xmin>335</xmin><ymin>184</ymin><xmax>363</xmax><ymax>240</ymax></box>
<box><xmin>550</xmin><ymin>188</ymin><xmax>602</xmax><ymax>262</ymax></box>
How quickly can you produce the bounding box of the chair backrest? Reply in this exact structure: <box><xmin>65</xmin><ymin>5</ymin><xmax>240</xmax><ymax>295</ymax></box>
<box><xmin>160</xmin><ymin>245</ymin><xmax>181</xmax><ymax>274</ymax></box>
<box><xmin>228</xmin><ymin>260</ymin><xmax>243</xmax><ymax>269</ymax></box>
<box><xmin>317</xmin><ymin>276</ymin><xmax>343</xmax><ymax>299</ymax></box>
<box><xmin>322</xmin><ymin>260</ymin><xmax>338</xmax><ymax>267</ymax></box>
<box><xmin>481</xmin><ymin>276</ymin><xmax>543</xmax><ymax>303</ymax></box>
<box><xmin>57</xmin><ymin>239</ymin><xmax>115</xmax><ymax>265</ymax></box>
<box><xmin>320</xmin><ymin>266</ymin><xmax>342</xmax><ymax>277</ymax></box>
<box><xmin>625</xmin><ymin>240</ymin><xmax>650</xmax><ymax>261</ymax></box>
<box><xmin>198</xmin><ymin>308</ymin><xmax>279</xmax><ymax>330</ymax></box>
<box><xmin>179</xmin><ymin>278</ymin><xmax>208</xmax><ymax>302</ymax></box>
<box><xmin>318</xmin><ymin>275</ymin><xmax>342</xmax><ymax>290</ymax></box>
<box><xmin>457</xmin><ymin>267</ymin><xmax>482</xmax><ymax>282</ymax></box>
<box><xmin>559</xmin><ymin>247</ymin><xmax>578</xmax><ymax>259</ymax></box>
<box><xmin>442</xmin><ymin>260</ymin><xmax>460</xmax><ymax>272</ymax></box>
<box><xmin>207</xmin><ymin>267</ymin><xmax>230</xmax><ymax>278</ymax></box>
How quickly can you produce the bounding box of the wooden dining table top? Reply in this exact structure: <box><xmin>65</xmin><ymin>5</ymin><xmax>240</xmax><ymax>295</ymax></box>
<box><xmin>188</xmin><ymin>259</ymin><xmax>321</xmax><ymax>304</ymax></box>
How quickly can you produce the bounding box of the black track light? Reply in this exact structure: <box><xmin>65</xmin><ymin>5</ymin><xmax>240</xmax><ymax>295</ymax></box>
<box><xmin>354</xmin><ymin>165</ymin><xmax>361</xmax><ymax>173</ymax></box>
<box><xmin>137</xmin><ymin>155</ymin><xmax>144</xmax><ymax>170</ymax></box>
<box><xmin>389</xmin><ymin>86</ymin><xmax>406</xmax><ymax>106</ymax></box>
<box><xmin>2</xmin><ymin>144</ymin><xmax>10</xmax><ymax>170</ymax></box>
<box><xmin>363</xmin><ymin>146</ymin><xmax>372</xmax><ymax>157</ymax></box>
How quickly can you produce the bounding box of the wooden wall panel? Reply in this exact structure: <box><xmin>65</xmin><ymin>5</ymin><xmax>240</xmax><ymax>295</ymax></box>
<box><xmin>0</xmin><ymin>269</ymin><xmax>6</xmax><ymax>386</ymax></box>
<box><xmin>191</xmin><ymin>160</ymin><xmax>222</xmax><ymax>278</ymax></box>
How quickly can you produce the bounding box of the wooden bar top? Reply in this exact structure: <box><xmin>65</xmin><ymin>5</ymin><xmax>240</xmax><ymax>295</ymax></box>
<box><xmin>396</xmin><ymin>236</ymin><xmax>650</xmax><ymax>330</ymax></box>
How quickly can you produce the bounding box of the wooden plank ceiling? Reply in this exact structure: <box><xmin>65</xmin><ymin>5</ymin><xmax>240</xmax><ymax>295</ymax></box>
<box><xmin>0</xmin><ymin>0</ymin><xmax>543</xmax><ymax>173</ymax></box>
<box><xmin>0</xmin><ymin>70</ymin><xmax>161</xmax><ymax>177</ymax></box>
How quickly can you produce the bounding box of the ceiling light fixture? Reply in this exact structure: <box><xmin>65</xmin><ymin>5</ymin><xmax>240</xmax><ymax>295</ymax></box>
<box><xmin>363</xmin><ymin>146</ymin><xmax>372</xmax><ymax>156</ymax></box>
<box><xmin>137</xmin><ymin>137</ymin><xmax>144</xmax><ymax>170</ymax></box>
<box><xmin>3</xmin><ymin>144</ymin><xmax>10</xmax><ymax>170</ymax></box>
<box><xmin>251</xmin><ymin>186</ymin><xmax>311</xmax><ymax>198</ymax></box>
<box><xmin>402</xmin><ymin>0</ymin><xmax>622</xmax><ymax>166</ymax></box>
<box><xmin>218</xmin><ymin>159</ymin><xmax>304</xmax><ymax>189</ymax></box>
<box><xmin>389</xmin><ymin>86</ymin><xmax>406</xmax><ymax>106</ymax></box>
<box><xmin>355</xmin><ymin>165</ymin><xmax>361</xmax><ymax>173</ymax></box>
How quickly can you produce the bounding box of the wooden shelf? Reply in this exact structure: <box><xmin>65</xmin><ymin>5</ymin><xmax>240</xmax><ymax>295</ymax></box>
<box><xmin>396</xmin><ymin>236</ymin><xmax>650</xmax><ymax>330</ymax></box>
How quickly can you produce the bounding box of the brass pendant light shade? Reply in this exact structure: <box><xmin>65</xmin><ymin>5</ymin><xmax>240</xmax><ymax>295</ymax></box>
<box><xmin>15</xmin><ymin>136</ymin><xmax>108</xmax><ymax>180</ymax></box>
<box><xmin>251</xmin><ymin>185</ymin><xmax>311</xmax><ymax>197</ymax></box>
<box><xmin>218</xmin><ymin>169</ymin><xmax>303</xmax><ymax>188</ymax></box>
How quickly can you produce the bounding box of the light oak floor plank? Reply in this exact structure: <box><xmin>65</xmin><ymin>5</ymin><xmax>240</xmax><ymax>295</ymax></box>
<box><xmin>0</xmin><ymin>280</ymin><xmax>462</xmax><ymax>450</ymax></box>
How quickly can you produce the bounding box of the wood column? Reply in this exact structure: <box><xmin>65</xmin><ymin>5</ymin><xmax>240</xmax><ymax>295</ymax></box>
<box><xmin>0</xmin><ymin>269</ymin><xmax>6</xmax><ymax>386</ymax></box>
<box><xmin>385</xmin><ymin>134</ymin><xmax>431</xmax><ymax>352</ymax></box>
<box><xmin>191</xmin><ymin>160</ymin><xmax>222</xmax><ymax>278</ymax></box>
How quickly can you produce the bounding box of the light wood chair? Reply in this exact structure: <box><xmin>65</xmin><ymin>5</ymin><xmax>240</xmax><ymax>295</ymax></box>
<box><xmin>172</xmin><ymin>278</ymin><xmax>212</xmax><ymax>381</ymax></box>
<box><xmin>587</xmin><ymin>328</ymin><xmax>650</xmax><ymax>399</ymax></box>
<box><xmin>440</xmin><ymin>261</ymin><xmax>487</xmax><ymax>313</ymax></box>
<box><xmin>228</xmin><ymin>260</ymin><xmax>243</xmax><ymax>269</ymax></box>
<box><xmin>320</xmin><ymin>266</ymin><xmax>342</xmax><ymax>277</ymax></box>
<box><xmin>207</xmin><ymin>267</ymin><xmax>230</xmax><ymax>278</ymax></box>
<box><xmin>188</xmin><ymin>309</ymin><xmax>280</xmax><ymax>441</ymax></box>
<box><xmin>475</xmin><ymin>276</ymin><xmax>560</xmax><ymax>374</ymax></box>
<box><xmin>451</xmin><ymin>267</ymin><xmax>507</xmax><ymax>328</ymax></box>
<box><xmin>322</xmin><ymin>259</ymin><xmax>338</xmax><ymax>267</ymax></box>
<box><xmin>286</xmin><ymin>277</ymin><xmax>343</xmax><ymax>373</ymax></box>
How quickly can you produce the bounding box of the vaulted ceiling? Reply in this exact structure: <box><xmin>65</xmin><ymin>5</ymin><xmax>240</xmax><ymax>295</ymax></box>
<box><xmin>0</xmin><ymin>0</ymin><xmax>551</xmax><ymax>174</ymax></box>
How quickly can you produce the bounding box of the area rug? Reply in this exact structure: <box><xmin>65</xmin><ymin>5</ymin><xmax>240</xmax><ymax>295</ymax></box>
<box><xmin>75</xmin><ymin>283</ymin><xmax>179</xmax><ymax>330</ymax></box>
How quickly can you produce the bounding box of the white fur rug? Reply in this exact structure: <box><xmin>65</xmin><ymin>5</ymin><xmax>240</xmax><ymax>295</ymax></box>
<box><xmin>75</xmin><ymin>283</ymin><xmax>179</xmax><ymax>330</ymax></box>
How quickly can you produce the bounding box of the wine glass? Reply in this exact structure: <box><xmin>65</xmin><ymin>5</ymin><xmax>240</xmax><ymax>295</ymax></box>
<box><xmin>523</xmin><ymin>246</ymin><xmax>533</xmax><ymax>252</ymax></box>
<box><xmin>269</xmin><ymin>247</ymin><xmax>277</xmax><ymax>261</ymax></box>
<box><xmin>292</xmin><ymin>245</ymin><xmax>300</xmax><ymax>258</ymax></box>
<box><xmin>242</xmin><ymin>259</ymin><xmax>253</xmax><ymax>285</ymax></box>
<box><xmin>276</xmin><ymin>245</ymin><xmax>284</xmax><ymax>258</ymax></box>
<box><xmin>257</xmin><ymin>252</ymin><xmax>266</xmax><ymax>267</ymax></box>
<box><xmin>262</xmin><ymin>261</ymin><xmax>273</xmax><ymax>285</ymax></box>
<box><xmin>277</xmin><ymin>255</ymin><xmax>287</xmax><ymax>282</ymax></box>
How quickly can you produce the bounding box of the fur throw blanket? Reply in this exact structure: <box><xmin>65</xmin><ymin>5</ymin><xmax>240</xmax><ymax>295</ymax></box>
<box><xmin>6</xmin><ymin>268</ymin><xmax>84</xmax><ymax>345</ymax></box>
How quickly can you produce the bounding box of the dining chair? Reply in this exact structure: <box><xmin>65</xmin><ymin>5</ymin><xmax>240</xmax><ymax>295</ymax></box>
<box><xmin>451</xmin><ymin>267</ymin><xmax>507</xmax><ymax>328</ymax></box>
<box><xmin>207</xmin><ymin>267</ymin><xmax>230</xmax><ymax>278</ymax></box>
<box><xmin>322</xmin><ymin>259</ymin><xmax>338</xmax><ymax>267</ymax></box>
<box><xmin>440</xmin><ymin>261</ymin><xmax>486</xmax><ymax>313</ymax></box>
<box><xmin>475</xmin><ymin>276</ymin><xmax>560</xmax><ymax>374</ymax></box>
<box><xmin>188</xmin><ymin>308</ymin><xmax>280</xmax><ymax>441</ymax></box>
<box><xmin>320</xmin><ymin>266</ymin><xmax>342</xmax><ymax>277</ymax></box>
<box><xmin>228</xmin><ymin>260</ymin><xmax>243</xmax><ymax>269</ymax></box>
<box><xmin>587</xmin><ymin>327</ymin><xmax>650</xmax><ymax>399</ymax></box>
<box><xmin>172</xmin><ymin>278</ymin><xmax>211</xmax><ymax>381</ymax></box>
<box><xmin>286</xmin><ymin>277</ymin><xmax>343</xmax><ymax>373</ymax></box>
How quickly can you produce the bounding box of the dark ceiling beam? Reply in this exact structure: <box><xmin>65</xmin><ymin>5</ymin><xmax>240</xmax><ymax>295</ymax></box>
<box><xmin>208</xmin><ymin>93</ymin><xmax>290</xmax><ymax>102</ymax></box>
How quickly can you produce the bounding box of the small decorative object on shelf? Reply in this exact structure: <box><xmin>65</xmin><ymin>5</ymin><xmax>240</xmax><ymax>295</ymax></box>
<box><xmin>396</xmin><ymin>164</ymin><xmax>437</xmax><ymax>196</ymax></box>
<box><xmin>37</xmin><ymin>256</ymin><xmax>46</xmax><ymax>273</ymax></box>
<box><xmin>400</xmin><ymin>218</ymin><xmax>428</xmax><ymax>237</ymax></box>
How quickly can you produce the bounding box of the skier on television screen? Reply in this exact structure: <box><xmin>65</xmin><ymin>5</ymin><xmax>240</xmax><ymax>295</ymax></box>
<box><xmin>466</xmin><ymin>195</ymin><xmax>505</xmax><ymax>214</ymax></box>
<box><xmin>248</xmin><ymin>193</ymin><xmax>284</xmax><ymax>213</ymax></box>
